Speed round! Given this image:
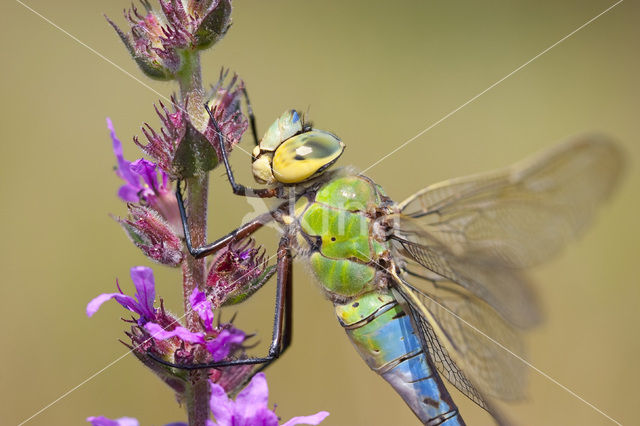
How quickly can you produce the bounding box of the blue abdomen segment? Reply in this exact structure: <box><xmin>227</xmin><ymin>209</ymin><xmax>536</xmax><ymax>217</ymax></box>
<box><xmin>335</xmin><ymin>291</ymin><xmax>465</xmax><ymax>425</ymax></box>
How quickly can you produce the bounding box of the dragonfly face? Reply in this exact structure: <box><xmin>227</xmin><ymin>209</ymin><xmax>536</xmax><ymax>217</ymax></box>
<box><xmin>251</xmin><ymin>110</ymin><xmax>345</xmax><ymax>185</ymax></box>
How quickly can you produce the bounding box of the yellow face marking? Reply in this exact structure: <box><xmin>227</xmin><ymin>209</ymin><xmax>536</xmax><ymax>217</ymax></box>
<box><xmin>252</xmin><ymin>153</ymin><xmax>275</xmax><ymax>184</ymax></box>
<box><xmin>272</xmin><ymin>130</ymin><xmax>344</xmax><ymax>184</ymax></box>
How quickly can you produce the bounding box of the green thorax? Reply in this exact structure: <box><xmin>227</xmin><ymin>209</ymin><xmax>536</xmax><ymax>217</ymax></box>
<box><xmin>293</xmin><ymin>174</ymin><xmax>393</xmax><ymax>301</ymax></box>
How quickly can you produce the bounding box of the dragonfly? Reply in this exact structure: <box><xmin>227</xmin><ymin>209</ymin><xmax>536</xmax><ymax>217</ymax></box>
<box><xmin>153</xmin><ymin>103</ymin><xmax>623</xmax><ymax>425</ymax></box>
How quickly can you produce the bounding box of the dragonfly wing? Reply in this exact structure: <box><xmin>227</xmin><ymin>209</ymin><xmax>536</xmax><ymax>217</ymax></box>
<box><xmin>393</xmin><ymin>269</ymin><xmax>527</xmax><ymax>404</ymax></box>
<box><xmin>381</xmin><ymin>136</ymin><xmax>622</xmax><ymax>418</ymax></box>
<box><xmin>395</xmin><ymin>288</ymin><xmax>489</xmax><ymax>411</ymax></box>
<box><xmin>391</xmin><ymin>216</ymin><xmax>540</xmax><ymax>328</ymax></box>
<box><xmin>390</xmin><ymin>135</ymin><xmax>623</xmax><ymax>328</ymax></box>
<box><xmin>399</xmin><ymin>135</ymin><xmax>623</xmax><ymax>268</ymax></box>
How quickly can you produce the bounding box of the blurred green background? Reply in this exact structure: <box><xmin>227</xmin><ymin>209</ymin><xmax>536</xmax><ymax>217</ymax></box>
<box><xmin>2</xmin><ymin>1</ymin><xmax>638</xmax><ymax>425</ymax></box>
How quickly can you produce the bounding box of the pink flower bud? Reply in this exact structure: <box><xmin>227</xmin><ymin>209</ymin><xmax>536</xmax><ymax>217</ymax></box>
<box><xmin>115</xmin><ymin>204</ymin><xmax>184</xmax><ymax>267</ymax></box>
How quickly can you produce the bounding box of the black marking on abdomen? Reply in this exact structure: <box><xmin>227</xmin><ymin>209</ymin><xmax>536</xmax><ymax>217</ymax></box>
<box><xmin>407</xmin><ymin>373</ymin><xmax>435</xmax><ymax>384</ymax></box>
<box><xmin>426</xmin><ymin>409</ymin><xmax>461</xmax><ymax>426</ymax></box>
<box><xmin>423</xmin><ymin>397</ymin><xmax>440</xmax><ymax>409</ymax></box>
<box><xmin>391</xmin><ymin>310</ymin><xmax>407</xmax><ymax>320</ymax></box>
<box><xmin>374</xmin><ymin>348</ymin><xmax>423</xmax><ymax>374</ymax></box>
<box><xmin>341</xmin><ymin>299</ymin><xmax>398</xmax><ymax>330</ymax></box>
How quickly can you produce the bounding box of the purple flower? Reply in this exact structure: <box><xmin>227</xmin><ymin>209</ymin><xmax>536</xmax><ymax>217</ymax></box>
<box><xmin>205</xmin><ymin>327</ymin><xmax>245</xmax><ymax>362</ymax></box>
<box><xmin>109</xmin><ymin>118</ymin><xmax>165</xmax><ymax>203</ymax></box>
<box><xmin>87</xmin><ymin>266</ymin><xmax>157</xmax><ymax>324</ymax></box>
<box><xmin>87</xmin><ymin>264</ymin><xmax>247</xmax><ymax>367</ymax></box>
<box><xmin>144</xmin><ymin>322</ymin><xmax>205</xmax><ymax>344</ymax></box>
<box><xmin>130</xmin><ymin>158</ymin><xmax>169</xmax><ymax>200</ymax></box>
<box><xmin>209</xmin><ymin>373</ymin><xmax>329</xmax><ymax>426</ymax></box>
<box><xmin>145</xmin><ymin>321</ymin><xmax>245</xmax><ymax>363</ymax></box>
<box><xmin>86</xmin><ymin>266</ymin><xmax>191</xmax><ymax>393</ymax></box>
<box><xmin>190</xmin><ymin>288</ymin><xmax>214</xmax><ymax>331</ymax></box>
<box><xmin>87</xmin><ymin>417</ymin><xmax>186</xmax><ymax>426</ymax></box>
<box><xmin>86</xmin><ymin>417</ymin><xmax>139</xmax><ymax>426</ymax></box>
<box><xmin>108</xmin><ymin>118</ymin><xmax>181</xmax><ymax>232</ymax></box>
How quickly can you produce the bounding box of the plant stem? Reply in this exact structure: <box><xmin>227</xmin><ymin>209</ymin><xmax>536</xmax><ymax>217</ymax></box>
<box><xmin>178</xmin><ymin>49</ymin><xmax>211</xmax><ymax>426</ymax></box>
<box><xmin>178</xmin><ymin>50</ymin><xmax>208</xmax><ymax>133</ymax></box>
<box><xmin>182</xmin><ymin>174</ymin><xmax>208</xmax><ymax>326</ymax></box>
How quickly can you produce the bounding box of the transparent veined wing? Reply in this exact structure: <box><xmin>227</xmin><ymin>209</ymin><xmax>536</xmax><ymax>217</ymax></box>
<box><xmin>399</xmin><ymin>135</ymin><xmax>624</xmax><ymax>269</ymax></box>
<box><xmin>390</xmin><ymin>282</ymin><xmax>491</xmax><ymax>411</ymax></box>
<box><xmin>391</xmin><ymin>135</ymin><xmax>624</xmax><ymax>328</ymax></box>
<box><xmin>392</xmin><ymin>267</ymin><xmax>527</xmax><ymax>407</ymax></box>
<box><xmin>391</xmin><ymin>215</ymin><xmax>540</xmax><ymax>328</ymax></box>
<box><xmin>383</xmin><ymin>135</ymin><xmax>623</xmax><ymax>417</ymax></box>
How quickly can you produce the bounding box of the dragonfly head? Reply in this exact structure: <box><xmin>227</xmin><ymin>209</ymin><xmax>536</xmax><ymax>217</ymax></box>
<box><xmin>252</xmin><ymin>110</ymin><xmax>345</xmax><ymax>185</ymax></box>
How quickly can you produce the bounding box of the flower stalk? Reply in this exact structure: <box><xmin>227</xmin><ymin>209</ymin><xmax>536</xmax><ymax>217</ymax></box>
<box><xmin>183</xmin><ymin>175</ymin><xmax>210</xmax><ymax>426</ymax></box>
<box><xmin>174</xmin><ymin>46</ymin><xmax>211</xmax><ymax>426</ymax></box>
<box><xmin>177</xmin><ymin>50</ymin><xmax>207</xmax><ymax>131</ymax></box>
<box><xmin>88</xmin><ymin>1</ymin><xmax>328</xmax><ymax>425</ymax></box>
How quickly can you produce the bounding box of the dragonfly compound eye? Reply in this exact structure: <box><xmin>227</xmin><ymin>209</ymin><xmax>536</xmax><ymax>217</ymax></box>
<box><xmin>260</xmin><ymin>110</ymin><xmax>303</xmax><ymax>151</ymax></box>
<box><xmin>272</xmin><ymin>130</ymin><xmax>345</xmax><ymax>184</ymax></box>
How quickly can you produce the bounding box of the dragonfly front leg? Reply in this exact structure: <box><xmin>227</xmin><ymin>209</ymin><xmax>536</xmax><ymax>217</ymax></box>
<box><xmin>176</xmin><ymin>180</ymin><xmax>275</xmax><ymax>258</ymax></box>
<box><xmin>266</xmin><ymin>234</ymin><xmax>293</xmax><ymax>362</ymax></box>
<box><xmin>240</xmin><ymin>86</ymin><xmax>259</xmax><ymax>147</ymax></box>
<box><xmin>147</xmin><ymin>235</ymin><xmax>293</xmax><ymax>370</ymax></box>
<box><xmin>204</xmin><ymin>104</ymin><xmax>282</xmax><ymax>198</ymax></box>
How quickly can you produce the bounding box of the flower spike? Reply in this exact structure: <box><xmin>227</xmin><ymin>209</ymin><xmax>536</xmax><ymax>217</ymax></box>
<box><xmin>107</xmin><ymin>0</ymin><xmax>232</xmax><ymax>80</ymax></box>
<box><xmin>135</xmin><ymin>71</ymin><xmax>248</xmax><ymax>178</ymax></box>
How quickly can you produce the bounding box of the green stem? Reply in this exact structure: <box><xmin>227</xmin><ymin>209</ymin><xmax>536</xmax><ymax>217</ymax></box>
<box><xmin>178</xmin><ymin>50</ymin><xmax>208</xmax><ymax>133</ymax></box>
<box><xmin>178</xmin><ymin>49</ymin><xmax>211</xmax><ymax>426</ymax></box>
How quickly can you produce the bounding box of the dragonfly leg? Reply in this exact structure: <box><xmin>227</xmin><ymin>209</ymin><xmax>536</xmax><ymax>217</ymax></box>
<box><xmin>266</xmin><ymin>234</ymin><xmax>293</xmax><ymax>359</ymax></box>
<box><xmin>240</xmin><ymin>86</ymin><xmax>259</xmax><ymax>146</ymax></box>
<box><xmin>146</xmin><ymin>235</ymin><xmax>293</xmax><ymax>370</ymax></box>
<box><xmin>205</xmin><ymin>104</ymin><xmax>281</xmax><ymax>198</ymax></box>
<box><xmin>175</xmin><ymin>180</ymin><xmax>274</xmax><ymax>258</ymax></box>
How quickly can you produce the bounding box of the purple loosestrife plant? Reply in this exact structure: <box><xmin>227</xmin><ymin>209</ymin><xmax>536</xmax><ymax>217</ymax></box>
<box><xmin>88</xmin><ymin>1</ymin><xmax>328</xmax><ymax>425</ymax></box>
<box><xmin>87</xmin><ymin>418</ymin><xmax>188</xmax><ymax>426</ymax></box>
<box><xmin>87</xmin><ymin>374</ymin><xmax>328</xmax><ymax>426</ymax></box>
<box><xmin>208</xmin><ymin>373</ymin><xmax>330</xmax><ymax>426</ymax></box>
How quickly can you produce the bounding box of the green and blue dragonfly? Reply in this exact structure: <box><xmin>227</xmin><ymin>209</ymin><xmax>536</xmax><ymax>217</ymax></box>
<box><xmin>158</xmin><ymin>105</ymin><xmax>622</xmax><ymax>425</ymax></box>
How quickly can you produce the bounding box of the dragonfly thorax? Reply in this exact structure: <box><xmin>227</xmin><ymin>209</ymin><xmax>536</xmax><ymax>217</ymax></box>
<box><xmin>288</xmin><ymin>174</ymin><xmax>396</xmax><ymax>303</ymax></box>
<box><xmin>252</xmin><ymin>110</ymin><xmax>345</xmax><ymax>185</ymax></box>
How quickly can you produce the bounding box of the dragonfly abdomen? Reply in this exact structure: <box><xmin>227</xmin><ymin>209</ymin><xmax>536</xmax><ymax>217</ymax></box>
<box><xmin>335</xmin><ymin>291</ymin><xmax>465</xmax><ymax>425</ymax></box>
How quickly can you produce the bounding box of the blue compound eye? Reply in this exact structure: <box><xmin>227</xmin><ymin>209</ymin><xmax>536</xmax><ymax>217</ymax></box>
<box><xmin>259</xmin><ymin>110</ymin><xmax>303</xmax><ymax>151</ymax></box>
